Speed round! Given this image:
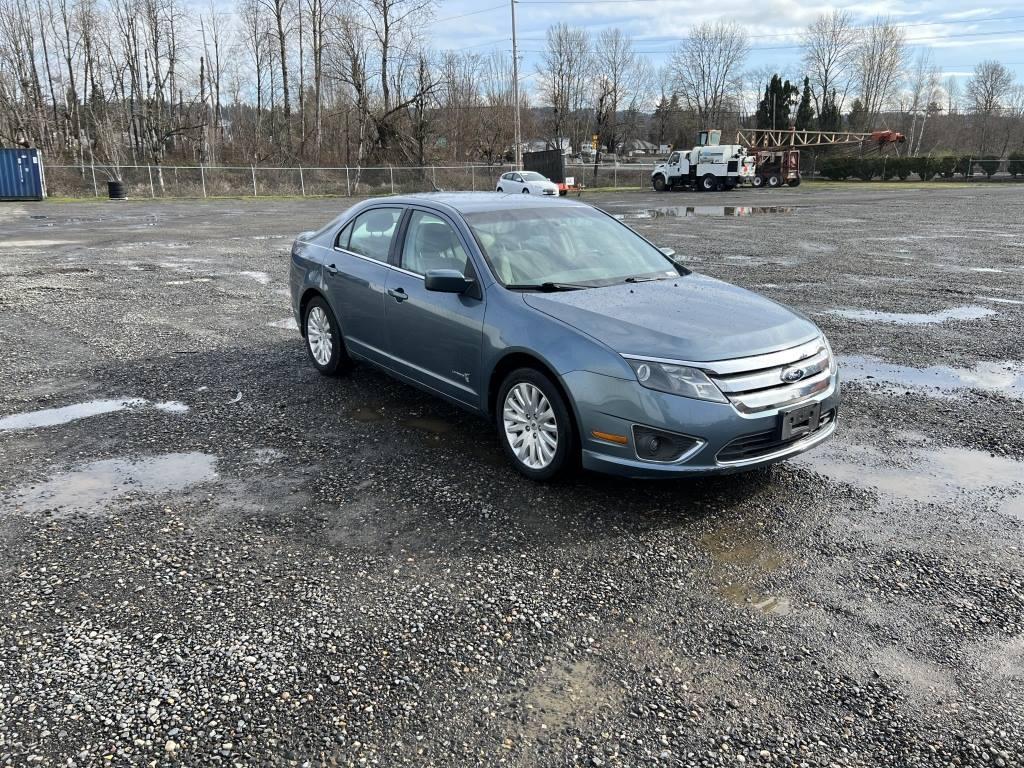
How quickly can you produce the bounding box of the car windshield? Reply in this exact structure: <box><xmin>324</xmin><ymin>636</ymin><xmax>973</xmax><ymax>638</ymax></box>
<box><xmin>465</xmin><ymin>206</ymin><xmax>681</xmax><ymax>288</ymax></box>
<box><xmin>520</xmin><ymin>172</ymin><xmax>547</xmax><ymax>181</ymax></box>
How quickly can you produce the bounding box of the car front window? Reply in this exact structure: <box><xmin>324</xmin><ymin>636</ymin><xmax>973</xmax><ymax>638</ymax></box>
<box><xmin>466</xmin><ymin>207</ymin><xmax>679</xmax><ymax>288</ymax></box>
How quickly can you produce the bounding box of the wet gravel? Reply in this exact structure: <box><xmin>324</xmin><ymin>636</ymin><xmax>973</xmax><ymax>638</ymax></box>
<box><xmin>1</xmin><ymin>184</ymin><xmax>1022</xmax><ymax>767</ymax></box>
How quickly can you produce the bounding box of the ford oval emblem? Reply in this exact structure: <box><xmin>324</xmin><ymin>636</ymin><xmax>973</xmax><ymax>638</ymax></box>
<box><xmin>781</xmin><ymin>367</ymin><xmax>806</xmax><ymax>383</ymax></box>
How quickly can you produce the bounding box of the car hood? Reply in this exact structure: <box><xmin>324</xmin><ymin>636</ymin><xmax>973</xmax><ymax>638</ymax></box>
<box><xmin>522</xmin><ymin>274</ymin><xmax>819</xmax><ymax>361</ymax></box>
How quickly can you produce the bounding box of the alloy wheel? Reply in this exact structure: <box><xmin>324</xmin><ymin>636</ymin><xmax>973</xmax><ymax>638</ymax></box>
<box><xmin>307</xmin><ymin>306</ymin><xmax>333</xmax><ymax>366</ymax></box>
<box><xmin>503</xmin><ymin>382</ymin><xmax>558</xmax><ymax>469</ymax></box>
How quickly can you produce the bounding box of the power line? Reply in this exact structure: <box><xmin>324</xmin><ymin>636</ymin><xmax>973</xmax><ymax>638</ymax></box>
<box><xmin>430</xmin><ymin>3</ymin><xmax>506</xmax><ymax>24</ymax></box>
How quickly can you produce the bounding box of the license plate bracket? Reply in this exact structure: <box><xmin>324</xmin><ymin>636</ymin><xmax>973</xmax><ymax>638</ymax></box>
<box><xmin>779</xmin><ymin>402</ymin><xmax>821</xmax><ymax>441</ymax></box>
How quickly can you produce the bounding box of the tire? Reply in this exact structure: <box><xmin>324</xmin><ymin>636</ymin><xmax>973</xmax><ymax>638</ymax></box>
<box><xmin>496</xmin><ymin>368</ymin><xmax>576</xmax><ymax>481</ymax></box>
<box><xmin>767</xmin><ymin>174</ymin><xmax>782</xmax><ymax>188</ymax></box>
<box><xmin>652</xmin><ymin>174</ymin><xmax>667</xmax><ymax>192</ymax></box>
<box><xmin>751</xmin><ymin>175</ymin><xmax>764</xmax><ymax>188</ymax></box>
<box><xmin>496</xmin><ymin>187</ymin><xmax>503</xmax><ymax>192</ymax></box>
<box><xmin>522</xmin><ymin>187</ymin><xmax>530</xmax><ymax>194</ymax></box>
<box><xmin>303</xmin><ymin>296</ymin><xmax>351</xmax><ymax>376</ymax></box>
<box><xmin>700</xmin><ymin>174</ymin><xmax>717</xmax><ymax>192</ymax></box>
<box><xmin>787</xmin><ymin>177</ymin><xmax>801</xmax><ymax>187</ymax></box>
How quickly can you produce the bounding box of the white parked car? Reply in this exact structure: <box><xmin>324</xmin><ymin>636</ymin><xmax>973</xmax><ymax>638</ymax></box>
<box><xmin>496</xmin><ymin>171</ymin><xmax>559</xmax><ymax>196</ymax></box>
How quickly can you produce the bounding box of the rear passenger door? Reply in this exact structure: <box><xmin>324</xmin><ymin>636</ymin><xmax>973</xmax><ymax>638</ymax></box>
<box><xmin>326</xmin><ymin>206</ymin><xmax>402</xmax><ymax>364</ymax></box>
<box><xmin>382</xmin><ymin>209</ymin><xmax>486</xmax><ymax>406</ymax></box>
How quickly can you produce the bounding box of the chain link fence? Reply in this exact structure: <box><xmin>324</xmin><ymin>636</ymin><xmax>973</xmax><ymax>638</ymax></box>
<box><xmin>44</xmin><ymin>161</ymin><xmax>663</xmax><ymax>199</ymax></box>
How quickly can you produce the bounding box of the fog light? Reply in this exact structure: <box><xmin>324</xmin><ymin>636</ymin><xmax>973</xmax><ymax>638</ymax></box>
<box><xmin>632</xmin><ymin>425</ymin><xmax>700</xmax><ymax>462</ymax></box>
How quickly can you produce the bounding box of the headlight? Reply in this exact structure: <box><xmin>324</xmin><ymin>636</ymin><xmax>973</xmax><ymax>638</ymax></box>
<box><xmin>626</xmin><ymin>359</ymin><xmax>728</xmax><ymax>403</ymax></box>
<box><xmin>821</xmin><ymin>334</ymin><xmax>837</xmax><ymax>374</ymax></box>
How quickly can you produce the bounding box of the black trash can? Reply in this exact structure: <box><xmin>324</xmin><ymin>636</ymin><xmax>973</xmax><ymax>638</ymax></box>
<box><xmin>107</xmin><ymin>180</ymin><xmax>126</xmax><ymax>200</ymax></box>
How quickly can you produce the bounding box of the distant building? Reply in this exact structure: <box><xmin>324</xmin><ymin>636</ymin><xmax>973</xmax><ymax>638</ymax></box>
<box><xmin>620</xmin><ymin>139</ymin><xmax>658</xmax><ymax>157</ymax></box>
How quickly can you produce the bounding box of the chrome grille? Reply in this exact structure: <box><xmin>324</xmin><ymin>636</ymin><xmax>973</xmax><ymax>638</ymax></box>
<box><xmin>702</xmin><ymin>337</ymin><xmax>834</xmax><ymax>414</ymax></box>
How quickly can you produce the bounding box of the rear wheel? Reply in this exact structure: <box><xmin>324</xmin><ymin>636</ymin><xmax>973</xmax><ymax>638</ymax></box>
<box><xmin>787</xmin><ymin>177</ymin><xmax>801</xmax><ymax>187</ymax></box>
<box><xmin>497</xmin><ymin>368</ymin><xmax>576</xmax><ymax>481</ymax></box>
<box><xmin>767</xmin><ymin>174</ymin><xmax>782</xmax><ymax>188</ymax></box>
<box><xmin>496</xmin><ymin>186</ymin><xmax>503</xmax><ymax>192</ymax></box>
<box><xmin>652</xmin><ymin>174</ymin><xmax>667</xmax><ymax>192</ymax></box>
<box><xmin>700</xmin><ymin>174</ymin><xmax>717</xmax><ymax>192</ymax></box>
<box><xmin>751</xmin><ymin>175</ymin><xmax>765</xmax><ymax>188</ymax></box>
<box><xmin>304</xmin><ymin>296</ymin><xmax>351</xmax><ymax>376</ymax></box>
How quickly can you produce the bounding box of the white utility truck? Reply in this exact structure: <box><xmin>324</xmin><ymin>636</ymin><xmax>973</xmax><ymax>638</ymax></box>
<box><xmin>651</xmin><ymin>130</ymin><xmax>755</xmax><ymax>192</ymax></box>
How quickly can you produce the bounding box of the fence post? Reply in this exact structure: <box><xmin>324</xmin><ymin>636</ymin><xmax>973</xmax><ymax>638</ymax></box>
<box><xmin>431</xmin><ymin>165</ymin><xmax>436</xmax><ymax>190</ymax></box>
<box><xmin>471</xmin><ymin>166</ymin><xmax>476</xmax><ymax>191</ymax></box>
<box><xmin>614</xmin><ymin>164</ymin><xmax>618</xmax><ymax>188</ymax></box>
<box><xmin>390</xmin><ymin>166</ymin><xmax>395</xmax><ymax>194</ymax></box>
<box><xmin>148</xmin><ymin>165</ymin><xmax>155</xmax><ymax>198</ymax></box>
<box><xmin>200</xmin><ymin>165</ymin><xmax>207</xmax><ymax>198</ymax></box>
<box><xmin>251</xmin><ymin>165</ymin><xmax>257</xmax><ymax>196</ymax></box>
<box><xmin>90</xmin><ymin>162</ymin><xmax>98</xmax><ymax>197</ymax></box>
<box><xmin>299</xmin><ymin>166</ymin><xmax>306</xmax><ymax>196</ymax></box>
<box><xmin>345</xmin><ymin>167</ymin><xmax>351</xmax><ymax>196</ymax></box>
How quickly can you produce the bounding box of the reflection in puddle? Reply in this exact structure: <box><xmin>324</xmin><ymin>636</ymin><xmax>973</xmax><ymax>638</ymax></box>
<box><xmin>795</xmin><ymin>440</ymin><xmax>1024</xmax><ymax>517</ymax></box>
<box><xmin>827</xmin><ymin>305</ymin><xmax>995</xmax><ymax>324</ymax></box>
<box><xmin>0</xmin><ymin>398</ymin><xmax>188</xmax><ymax>431</ymax></box>
<box><xmin>716</xmin><ymin>583</ymin><xmax>793</xmax><ymax>616</ymax></box>
<box><xmin>268</xmin><ymin>317</ymin><xmax>299</xmax><ymax>330</ymax></box>
<box><xmin>619</xmin><ymin>205</ymin><xmax>795</xmax><ymax>220</ymax></box>
<box><xmin>7</xmin><ymin>453</ymin><xmax>218</xmax><ymax>516</ymax></box>
<box><xmin>978</xmin><ymin>295</ymin><xmax>1024</xmax><ymax>306</ymax></box>
<box><xmin>840</xmin><ymin>355</ymin><xmax>1024</xmax><ymax>399</ymax></box>
<box><xmin>237</xmin><ymin>271</ymin><xmax>272</xmax><ymax>285</ymax></box>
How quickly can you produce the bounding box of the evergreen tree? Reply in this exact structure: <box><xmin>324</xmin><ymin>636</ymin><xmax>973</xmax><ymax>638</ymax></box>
<box><xmin>847</xmin><ymin>98</ymin><xmax>867</xmax><ymax>131</ymax></box>
<box><xmin>795</xmin><ymin>77</ymin><xmax>814</xmax><ymax>130</ymax></box>
<box><xmin>755</xmin><ymin>74</ymin><xmax>799</xmax><ymax>129</ymax></box>
<box><xmin>818</xmin><ymin>89</ymin><xmax>842</xmax><ymax>131</ymax></box>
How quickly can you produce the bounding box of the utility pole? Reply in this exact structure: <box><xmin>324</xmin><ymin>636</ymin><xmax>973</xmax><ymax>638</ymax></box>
<box><xmin>511</xmin><ymin>0</ymin><xmax>522</xmax><ymax>170</ymax></box>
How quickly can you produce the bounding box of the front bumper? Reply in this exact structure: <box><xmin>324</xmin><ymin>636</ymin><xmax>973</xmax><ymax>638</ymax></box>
<box><xmin>564</xmin><ymin>370</ymin><xmax>840</xmax><ymax>478</ymax></box>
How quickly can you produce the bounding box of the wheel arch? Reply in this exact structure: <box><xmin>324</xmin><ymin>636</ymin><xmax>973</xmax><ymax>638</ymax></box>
<box><xmin>298</xmin><ymin>287</ymin><xmax>326</xmax><ymax>336</ymax></box>
<box><xmin>487</xmin><ymin>352</ymin><xmax>581</xmax><ymax>442</ymax></box>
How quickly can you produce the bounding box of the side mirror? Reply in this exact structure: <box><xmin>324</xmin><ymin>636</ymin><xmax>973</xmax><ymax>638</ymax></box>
<box><xmin>659</xmin><ymin>247</ymin><xmax>676</xmax><ymax>258</ymax></box>
<box><xmin>424</xmin><ymin>268</ymin><xmax>473</xmax><ymax>294</ymax></box>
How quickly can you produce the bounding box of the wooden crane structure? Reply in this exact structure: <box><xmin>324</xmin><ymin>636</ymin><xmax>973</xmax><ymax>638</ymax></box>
<box><xmin>735</xmin><ymin>128</ymin><xmax>906</xmax><ymax>150</ymax></box>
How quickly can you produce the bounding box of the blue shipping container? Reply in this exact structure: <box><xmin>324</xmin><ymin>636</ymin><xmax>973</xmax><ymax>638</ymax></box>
<box><xmin>0</xmin><ymin>148</ymin><xmax>46</xmax><ymax>201</ymax></box>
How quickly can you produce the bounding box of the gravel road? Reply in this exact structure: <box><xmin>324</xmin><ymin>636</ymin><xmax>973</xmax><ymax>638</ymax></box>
<box><xmin>1</xmin><ymin>184</ymin><xmax>1022</xmax><ymax>767</ymax></box>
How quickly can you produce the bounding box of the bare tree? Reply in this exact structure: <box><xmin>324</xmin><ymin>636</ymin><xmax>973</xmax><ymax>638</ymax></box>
<box><xmin>853</xmin><ymin>17</ymin><xmax>906</xmax><ymax>130</ymax></box>
<box><xmin>592</xmin><ymin>28</ymin><xmax>650</xmax><ymax>157</ymax></box>
<box><xmin>905</xmin><ymin>49</ymin><xmax>941</xmax><ymax>154</ymax></box>
<box><xmin>801</xmin><ymin>10</ymin><xmax>857</xmax><ymax>122</ymax></box>
<box><xmin>537</xmin><ymin>22</ymin><xmax>591</xmax><ymax>152</ymax></box>
<box><xmin>669</xmin><ymin>21</ymin><xmax>748</xmax><ymax>129</ymax></box>
<box><xmin>966</xmin><ymin>60</ymin><xmax>1014</xmax><ymax>154</ymax></box>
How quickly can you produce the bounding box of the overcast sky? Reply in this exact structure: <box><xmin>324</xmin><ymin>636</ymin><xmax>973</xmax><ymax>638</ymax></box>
<box><xmin>425</xmin><ymin>0</ymin><xmax>1024</xmax><ymax>95</ymax></box>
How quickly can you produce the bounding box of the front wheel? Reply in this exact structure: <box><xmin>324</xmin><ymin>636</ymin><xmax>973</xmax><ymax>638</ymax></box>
<box><xmin>522</xmin><ymin>187</ymin><xmax>530</xmax><ymax>194</ymax></box>
<box><xmin>751</xmin><ymin>175</ymin><xmax>765</xmax><ymax>188</ymax></box>
<box><xmin>304</xmin><ymin>296</ymin><xmax>352</xmax><ymax>376</ymax></box>
<box><xmin>700</xmin><ymin>174</ymin><xmax>717</xmax><ymax>192</ymax></box>
<box><xmin>497</xmin><ymin>368</ymin><xmax>576</xmax><ymax>481</ymax></box>
<box><xmin>652</xmin><ymin>174</ymin><xmax>667</xmax><ymax>192</ymax></box>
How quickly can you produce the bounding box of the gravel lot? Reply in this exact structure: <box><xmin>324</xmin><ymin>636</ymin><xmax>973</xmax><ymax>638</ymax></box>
<box><xmin>1</xmin><ymin>184</ymin><xmax>1022</xmax><ymax>767</ymax></box>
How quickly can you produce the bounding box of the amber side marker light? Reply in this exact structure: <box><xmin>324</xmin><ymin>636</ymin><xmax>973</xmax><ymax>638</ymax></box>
<box><xmin>591</xmin><ymin>430</ymin><xmax>629</xmax><ymax>445</ymax></box>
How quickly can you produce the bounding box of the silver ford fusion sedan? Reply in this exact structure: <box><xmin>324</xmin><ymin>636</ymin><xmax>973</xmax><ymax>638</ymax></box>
<box><xmin>289</xmin><ymin>193</ymin><xmax>839</xmax><ymax>480</ymax></box>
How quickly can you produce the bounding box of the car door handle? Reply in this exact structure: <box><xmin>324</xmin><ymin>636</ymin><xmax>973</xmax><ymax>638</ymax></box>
<box><xmin>326</xmin><ymin>263</ymin><xmax>338</xmax><ymax>276</ymax></box>
<box><xmin>387</xmin><ymin>287</ymin><xmax>408</xmax><ymax>302</ymax></box>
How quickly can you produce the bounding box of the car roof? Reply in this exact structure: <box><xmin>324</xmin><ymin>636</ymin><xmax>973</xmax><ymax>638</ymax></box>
<box><xmin>380</xmin><ymin>191</ymin><xmax>587</xmax><ymax>215</ymax></box>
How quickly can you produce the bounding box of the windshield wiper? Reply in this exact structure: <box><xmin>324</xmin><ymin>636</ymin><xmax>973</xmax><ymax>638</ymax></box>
<box><xmin>623</xmin><ymin>275</ymin><xmax>667</xmax><ymax>283</ymax></box>
<box><xmin>506</xmin><ymin>282</ymin><xmax>588</xmax><ymax>292</ymax></box>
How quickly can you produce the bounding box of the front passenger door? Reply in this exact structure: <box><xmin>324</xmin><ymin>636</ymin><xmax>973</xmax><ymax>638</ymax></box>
<box><xmin>383</xmin><ymin>210</ymin><xmax>486</xmax><ymax>405</ymax></box>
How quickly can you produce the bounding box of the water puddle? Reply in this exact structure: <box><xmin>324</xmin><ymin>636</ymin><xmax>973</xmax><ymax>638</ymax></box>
<box><xmin>237</xmin><ymin>271</ymin><xmax>271</xmax><ymax>285</ymax></box>
<box><xmin>978</xmin><ymin>295</ymin><xmax>1023</xmax><ymax>306</ymax></box>
<box><xmin>969</xmin><ymin>267</ymin><xmax>1003</xmax><ymax>273</ymax></box>
<box><xmin>0</xmin><ymin>398</ymin><xmax>188</xmax><ymax>431</ymax></box>
<box><xmin>166</xmin><ymin>278</ymin><xmax>213</xmax><ymax>285</ymax></box>
<box><xmin>6</xmin><ymin>453</ymin><xmax>218</xmax><ymax>516</ymax></box>
<box><xmin>701</xmin><ymin>522</ymin><xmax>791</xmax><ymax>615</ymax></box>
<box><xmin>268</xmin><ymin>317</ymin><xmax>299</xmax><ymax>330</ymax></box>
<box><xmin>618</xmin><ymin>205</ymin><xmax>795</xmax><ymax>220</ymax></box>
<box><xmin>403</xmin><ymin>417</ymin><xmax>452</xmax><ymax>435</ymax></box>
<box><xmin>827</xmin><ymin>305</ymin><xmax>995</xmax><ymax>324</ymax></box>
<box><xmin>840</xmin><ymin>356</ymin><xmax>1024</xmax><ymax>399</ymax></box>
<box><xmin>794</xmin><ymin>440</ymin><xmax>1024</xmax><ymax>517</ymax></box>
<box><xmin>350</xmin><ymin>406</ymin><xmax>385</xmax><ymax>423</ymax></box>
